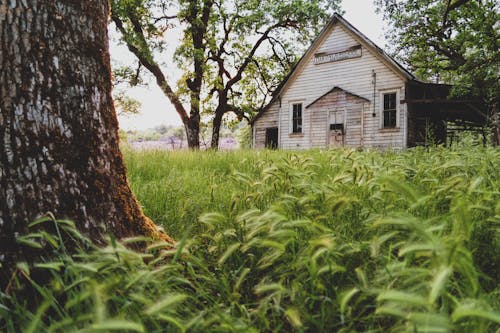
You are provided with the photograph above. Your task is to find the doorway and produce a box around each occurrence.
[265,127,278,149]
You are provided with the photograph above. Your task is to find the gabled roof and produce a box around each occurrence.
[251,13,415,125]
[306,86,369,109]
[334,14,414,80]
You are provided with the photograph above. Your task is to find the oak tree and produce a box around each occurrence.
[0,0,173,281]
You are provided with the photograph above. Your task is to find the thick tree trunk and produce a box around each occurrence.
[184,0,212,150]
[0,0,173,271]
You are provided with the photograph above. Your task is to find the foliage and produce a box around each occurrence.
[2,146,499,332]
[374,0,499,120]
[114,91,142,117]
[236,124,253,149]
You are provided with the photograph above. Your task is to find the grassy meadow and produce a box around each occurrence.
[2,146,500,332]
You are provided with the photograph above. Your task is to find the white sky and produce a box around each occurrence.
[111,0,387,130]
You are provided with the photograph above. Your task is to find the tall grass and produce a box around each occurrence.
[1,146,499,332]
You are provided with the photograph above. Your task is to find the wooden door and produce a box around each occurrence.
[329,124,344,147]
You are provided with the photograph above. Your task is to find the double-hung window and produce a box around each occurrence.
[292,103,303,133]
[383,92,397,128]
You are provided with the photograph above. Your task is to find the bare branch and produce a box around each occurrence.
[111,14,189,123]
[227,104,250,122]
[226,20,291,90]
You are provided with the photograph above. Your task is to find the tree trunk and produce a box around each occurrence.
[110,10,203,150]
[185,116,200,149]
[211,111,224,150]
[0,0,173,273]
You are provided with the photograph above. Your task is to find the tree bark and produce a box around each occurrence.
[185,116,200,148]
[211,110,224,149]
[0,0,173,273]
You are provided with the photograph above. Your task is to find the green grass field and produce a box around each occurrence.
[2,146,500,332]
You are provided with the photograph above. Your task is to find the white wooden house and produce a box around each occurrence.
[251,13,487,149]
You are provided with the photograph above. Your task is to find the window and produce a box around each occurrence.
[330,123,344,132]
[292,103,302,133]
[383,92,397,128]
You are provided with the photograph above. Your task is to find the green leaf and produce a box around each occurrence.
[16,236,43,249]
[254,283,285,296]
[24,300,51,333]
[406,312,450,333]
[375,306,407,318]
[34,262,65,272]
[377,290,429,308]
[428,266,452,304]
[340,288,360,314]
[398,242,437,257]
[157,314,186,331]
[16,262,30,276]
[144,294,188,315]
[452,305,500,324]
[285,307,303,328]
[87,319,145,332]
[218,242,241,266]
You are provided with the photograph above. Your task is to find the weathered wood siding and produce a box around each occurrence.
[254,22,409,149]
[254,102,279,148]
[308,90,368,147]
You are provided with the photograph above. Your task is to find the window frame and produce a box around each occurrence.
[379,90,400,129]
[290,102,304,134]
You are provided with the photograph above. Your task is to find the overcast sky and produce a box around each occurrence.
[111,0,388,130]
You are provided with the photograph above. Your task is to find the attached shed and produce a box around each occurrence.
[306,86,369,148]
[251,13,487,149]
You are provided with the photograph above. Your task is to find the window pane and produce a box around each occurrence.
[292,103,302,133]
[384,93,396,110]
[384,110,396,128]
[383,93,397,128]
